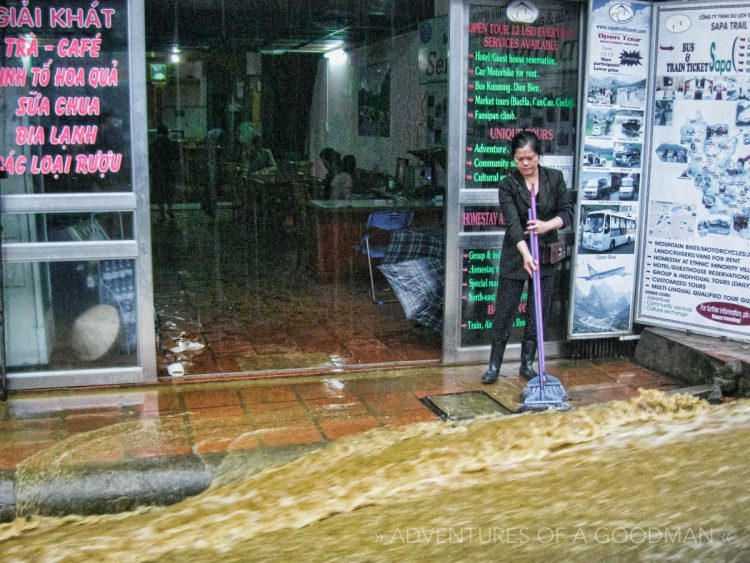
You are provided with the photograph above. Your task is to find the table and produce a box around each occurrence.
[179,142,223,187]
[307,198,444,283]
[229,169,317,233]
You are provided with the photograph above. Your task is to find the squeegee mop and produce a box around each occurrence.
[518,185,570,413]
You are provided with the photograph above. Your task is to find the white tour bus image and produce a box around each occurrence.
[581,209,636,251]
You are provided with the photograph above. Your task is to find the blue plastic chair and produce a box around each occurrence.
[353,210,414,303]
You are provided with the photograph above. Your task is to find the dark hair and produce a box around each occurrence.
[157,124,169,137]
[342,154,356,173]
[510,130,542,157]
[319,147,341,170]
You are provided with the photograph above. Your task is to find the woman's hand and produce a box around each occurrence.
[516,241,537,276]
[526,216,564,235]
[522,252,538,277]
[526,219,548,235]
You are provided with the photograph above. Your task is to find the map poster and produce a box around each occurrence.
[569,0,651,338]
[636,1,750,341]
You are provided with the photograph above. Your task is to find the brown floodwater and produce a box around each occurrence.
[2,390,749,561]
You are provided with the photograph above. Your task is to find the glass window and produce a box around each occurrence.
[4,259,138,372]
[585,215,604,233]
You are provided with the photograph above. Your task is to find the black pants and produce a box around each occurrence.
[491,274,557,344]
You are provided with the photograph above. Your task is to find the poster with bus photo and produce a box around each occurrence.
[578,204,638,255]
[570,0,651,339]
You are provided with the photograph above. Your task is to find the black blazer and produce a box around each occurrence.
[498,166,573,280]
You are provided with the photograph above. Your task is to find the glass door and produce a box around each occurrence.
[0,0,156,390]
[143,1,444,378]
[443,0,584,364]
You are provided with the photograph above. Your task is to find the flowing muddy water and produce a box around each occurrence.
[2,390,749,561]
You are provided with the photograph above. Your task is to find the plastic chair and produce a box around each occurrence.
[353,210,414,303]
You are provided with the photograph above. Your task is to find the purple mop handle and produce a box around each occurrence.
[529,187,546,380]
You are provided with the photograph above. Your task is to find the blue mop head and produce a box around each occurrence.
[521,373,568,400]
[518,373,571,412]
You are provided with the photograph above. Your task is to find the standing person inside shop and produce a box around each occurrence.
[149,125,180,222]
[482,130,573,384]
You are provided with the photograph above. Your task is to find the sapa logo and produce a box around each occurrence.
[609,3,634,24]
[665,14,691,33]
[506,0,539,24]
[710,42,733,74]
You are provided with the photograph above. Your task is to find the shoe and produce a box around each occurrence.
[519,340,538,380]
[481,341,507,384]
[169,339,205,354]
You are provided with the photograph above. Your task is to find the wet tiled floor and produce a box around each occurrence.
[151,208,443,378]
[0,360,683,472]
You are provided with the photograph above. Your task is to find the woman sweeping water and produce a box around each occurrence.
[482,130,574,384]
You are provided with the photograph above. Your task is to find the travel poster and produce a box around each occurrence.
[636,1,750,341]
[570,0,651,338]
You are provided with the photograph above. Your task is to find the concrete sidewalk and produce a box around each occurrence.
[0,358,681,521]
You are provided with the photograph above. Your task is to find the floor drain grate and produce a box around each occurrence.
[421,391,512,421]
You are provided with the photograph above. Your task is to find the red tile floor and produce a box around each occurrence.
[151,207,443,378]
[0,360,682,471]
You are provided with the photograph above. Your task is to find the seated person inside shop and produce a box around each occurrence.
[330,154,357,200]
[317,147,341,198]
[411,151,446,199]
[244,136,278,174]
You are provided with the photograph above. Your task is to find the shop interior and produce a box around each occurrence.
[145,0,447,377]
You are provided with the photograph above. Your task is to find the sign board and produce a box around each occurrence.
[0,1,132,193]
[463,2,580,190]
[460,246,528,346]
[569,0,651,338]
[418,16,449,84]
[636,1,750,341]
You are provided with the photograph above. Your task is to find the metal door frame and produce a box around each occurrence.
[0,216,5,400]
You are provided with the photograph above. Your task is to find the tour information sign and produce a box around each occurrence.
[569,0,651,339]
[460,248,527,347]
[464,2,579,190]
[459,1,579,347]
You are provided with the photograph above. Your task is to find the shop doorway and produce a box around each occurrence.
[145,2,446,379]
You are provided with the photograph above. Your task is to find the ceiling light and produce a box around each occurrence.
[324,48,347,63]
